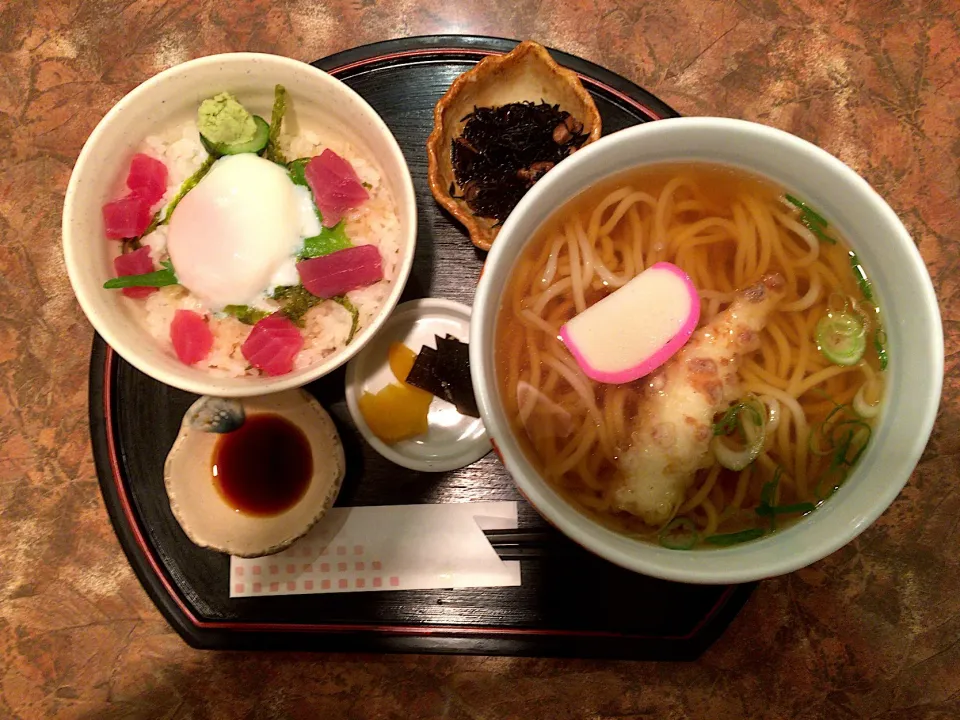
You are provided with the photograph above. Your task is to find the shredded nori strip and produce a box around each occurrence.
[271,284,322,327]
[222,305,270,325]
[331,296,359,344]
[451,101,588,223]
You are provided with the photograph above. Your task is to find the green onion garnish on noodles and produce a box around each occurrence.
[784,194,836,244]
[757,466,782,530]
[849,252,874,301]
[712,400,763,436]
[816,311,866,366]
[658,518,699,550]
[756,502,817,516]
[808,403,873,499]
[874,328,889,370]
[704,527,765,547]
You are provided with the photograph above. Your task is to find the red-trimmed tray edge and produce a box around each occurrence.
[326,46,668,123]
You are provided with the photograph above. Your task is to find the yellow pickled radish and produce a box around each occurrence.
[358,383,432,444]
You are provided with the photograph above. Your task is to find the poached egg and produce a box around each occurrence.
[167,154,319,308]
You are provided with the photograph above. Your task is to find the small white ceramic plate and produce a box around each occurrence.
[345,299,489,472]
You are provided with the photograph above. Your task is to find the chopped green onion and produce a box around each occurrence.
[704,527,765,547]
[222,305,269,325]
[713,400,763,436]
[784,194,836,244]
[785,194,827,226]
[755,502,816,517]
[757,466,782,530]
[332,296,360,344]
[712,397,766,470]
[816,311,866,366]
[658,518,699,550]
[760,466,782,505]
[814,464,847,501]
[103,260,178,289]
[874,328,889,371]
[832,420,872,465]
[849,252,874,301]
[263,84,288,164]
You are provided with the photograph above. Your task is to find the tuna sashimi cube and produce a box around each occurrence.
[113,246,157,299]
[102,193,153,239]
[126,153,168,205]
[304,149,369,227]
[241,313,304,376]
[170,310,214,366]
[297,244,383,299]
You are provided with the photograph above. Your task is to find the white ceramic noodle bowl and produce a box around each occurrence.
[63,53,417,397]
[470,117,943,584]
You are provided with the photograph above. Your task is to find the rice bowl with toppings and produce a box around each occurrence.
[63,53,416,396]
[124,110,402,377]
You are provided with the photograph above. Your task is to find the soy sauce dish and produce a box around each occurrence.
[164,391,344,557]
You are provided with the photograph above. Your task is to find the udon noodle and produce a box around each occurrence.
[495,163,886,548]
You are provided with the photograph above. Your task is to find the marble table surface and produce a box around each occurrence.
[2,1,958,718]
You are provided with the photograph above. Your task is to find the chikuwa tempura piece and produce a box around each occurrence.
[612,274,786,526]
[560,262,700,384]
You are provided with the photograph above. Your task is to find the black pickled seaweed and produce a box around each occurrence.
[405,335,480,418]
[434,335,479,418]
[406,345,449,402]
[451,101,587,223]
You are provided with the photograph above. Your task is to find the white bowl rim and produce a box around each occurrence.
[63,52,417,397]
[471,116,944,584]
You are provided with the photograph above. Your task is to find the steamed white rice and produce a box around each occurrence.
[124,119,402,378]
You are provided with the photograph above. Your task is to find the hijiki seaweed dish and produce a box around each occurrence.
[450,101,588,223]
[426,40,602,250]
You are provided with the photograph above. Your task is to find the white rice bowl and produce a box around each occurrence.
[62,53,417,397]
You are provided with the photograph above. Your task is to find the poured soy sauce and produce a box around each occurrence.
[212,413,312,517]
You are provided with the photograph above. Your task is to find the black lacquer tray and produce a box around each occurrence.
[89,35,755,659]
